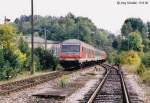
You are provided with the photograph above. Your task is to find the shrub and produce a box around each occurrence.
[0,66,17,80]
[3,48,27,72]
[18,37,30,55]
[25,53,41,71]
[0,49,4,68]
[3,48,20,69]
[14,49,27,69]
[59,75,69,88]
[34,47,59,70]
[119,51,127,64]
[120,51,141,65]
[141,70,150,86]
[142,52,150,67]
[137,63,145,76]
[107,51,119,64]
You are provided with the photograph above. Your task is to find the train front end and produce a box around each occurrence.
[59,39,81,70]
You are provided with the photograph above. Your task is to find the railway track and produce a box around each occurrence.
[0,65,95,96]
[80,64,131,103]
[0,71,72,96]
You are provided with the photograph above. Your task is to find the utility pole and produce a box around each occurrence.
[91,32,95,45]
[77,17,80,40]
[31,0,34,74]
[44,27,47,50]
[128,38,129,51]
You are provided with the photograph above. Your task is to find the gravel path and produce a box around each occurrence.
[64,66,105,103]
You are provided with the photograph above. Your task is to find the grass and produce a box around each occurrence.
[86,72,96,76]
[140,68,150,86]
[122,64,150,93]
[59,75,69,88]
[122,64,139,73]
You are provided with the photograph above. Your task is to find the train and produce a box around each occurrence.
[59,39,107,70]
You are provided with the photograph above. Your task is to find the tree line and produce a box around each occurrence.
[14,13,114,49]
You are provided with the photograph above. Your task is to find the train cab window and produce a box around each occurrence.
[62,45,80,53]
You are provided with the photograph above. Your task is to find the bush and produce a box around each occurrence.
[0,49,4,68]
[3,48,20,69]
[107,51,119,64]
[137,63,145,76]
[18,37,30,55]
[59,75,69,88]
[3,48,27,71]
[120,51,141,65]
[25,53,41,71]
[0,66,17,80]
[34,47,59,70]
[142,52,150,67]
[141,70,150,86]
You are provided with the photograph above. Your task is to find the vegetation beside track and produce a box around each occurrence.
[107,18,150,87]
[0,24,61,80]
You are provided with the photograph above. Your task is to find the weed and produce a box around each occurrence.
[59,75,69,88]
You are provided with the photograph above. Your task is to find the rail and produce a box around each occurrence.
[87,64,131,103]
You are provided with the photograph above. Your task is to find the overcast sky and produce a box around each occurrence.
[0,0,150,34]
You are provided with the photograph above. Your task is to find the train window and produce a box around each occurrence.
[62,45,80,53]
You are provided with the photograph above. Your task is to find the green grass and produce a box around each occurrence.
[59,75,69,88]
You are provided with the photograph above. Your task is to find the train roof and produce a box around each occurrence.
[62,39,81,45]
[62,39,104,53]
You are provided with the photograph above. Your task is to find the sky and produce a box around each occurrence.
[0,0,150,34]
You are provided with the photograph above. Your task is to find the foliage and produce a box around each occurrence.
[137,63,145,76]
[14,49,27,69]
[0,66,17,80]
[141,52,150,67]
[0,49,4,68]
[120,32,143,51]
[120,51,141,65]
[24,52,41,71]
[120,39,129,51]
[34,47,59,70]
[112,39,119,49]
[141,70,150,86]
[107,51,119,64]
[0,48,27,73]
[147,22,150,40]
[121,18,147,38]
[14,13,114,49]
[18,37,30,55]
[3,48,20,69]
[0,24,17,49]
[128,32,143,51]
[59,75,69,88]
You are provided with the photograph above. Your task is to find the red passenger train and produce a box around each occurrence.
[59,39,107,70]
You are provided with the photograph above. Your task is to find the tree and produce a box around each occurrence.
[0,24,17,49]
[0,49,4,68]
[121,18,147,38]
[128,32,143,51]
[120,39,129,51]
[18,37,30,55]
[147,22,150,39]
[13,14,112,48]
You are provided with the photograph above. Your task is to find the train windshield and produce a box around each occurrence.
[62,45,80,53]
